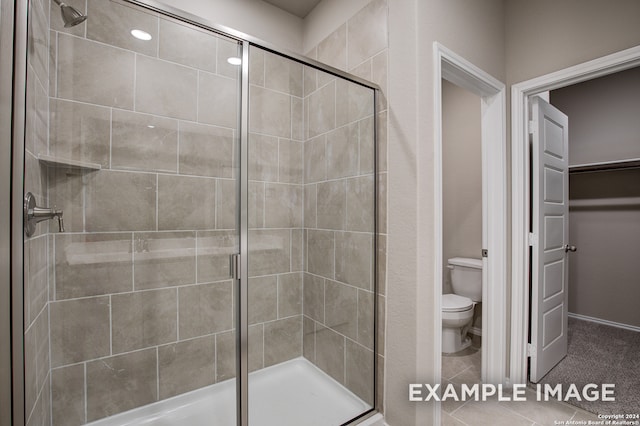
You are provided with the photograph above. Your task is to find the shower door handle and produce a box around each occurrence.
[230,254,241,279]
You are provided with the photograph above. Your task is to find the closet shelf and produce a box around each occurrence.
[569,157,640,174]
[38,154,101,171]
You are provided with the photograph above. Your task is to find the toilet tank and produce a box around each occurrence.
[448,257,483,302]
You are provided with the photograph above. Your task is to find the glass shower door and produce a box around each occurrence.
[246,45,376,425]
[22,1,242,424]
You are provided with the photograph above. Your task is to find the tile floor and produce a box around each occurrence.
[440,346,603,425]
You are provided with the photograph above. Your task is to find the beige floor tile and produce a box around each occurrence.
[451,400,533,426]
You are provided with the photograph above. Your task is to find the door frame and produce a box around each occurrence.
[510,44,640,384]
[433,43,507,390]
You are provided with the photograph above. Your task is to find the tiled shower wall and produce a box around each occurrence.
[45,1,249,423]
[303,0,388,410]
[25,0,383,424]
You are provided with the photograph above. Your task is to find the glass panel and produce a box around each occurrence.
[247,45,376,425]
[23,1,241,424]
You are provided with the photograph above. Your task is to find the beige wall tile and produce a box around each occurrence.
[57,34,134,108]
[112,288,178,353]
[264,52,303,97]
[87,0,158,57]
[55,233,133,299]
[317,23,347,71]
[345,340,374,404]
[26,235,47,325]
[179,121,235,178]
[249,133,279,182]
[291,229,304,272]
[278,139,303,184]
[377,111,388,172]
[377,234,387,296]
[303,273,324,323]
[264,316,302,367]
[307,81,335,138]
[304,135,327,183]
[50,296,110,367]
[346,175,375,232]
[292,97,304,141]
[86,349,158,422]
[327,124,359,179]
[249,181,265,229]
[215,331,236,382]
[307,229,334,279]
[216,179,237,230]
[248,229,291,276]
[304,184,317,229]
[157,174,215,231]
[248,276,277,325]
[198,72,238,129]
[136,55,198,121]
[28,0,49,94]
[196,230,236,283]
[50,98,111,168]
[249,85,291,138]
[48,168,83,233]
[179,282,233,339]
[85,170,156,232]
[134,232,196,290]
[378,172,387,234]
[112,109,178,173]
[315,325,345,384]
[347,0,388,70]
[336,79,374,128]
[372,51,388,112]
[359,116,375,174]
[335,231,373,290]
[357,290,374,349]
[325,280,358,340]
[23,322,37,415]
[158,335,215,399]
[264,183,303,228]
[52,364,85,426]
[303,316,315,362]
[278,272,302,318]
[159,18,216,72]
[317,180,346,230]
[303,66,317,97]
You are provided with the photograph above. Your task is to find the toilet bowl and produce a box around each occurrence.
[442,257,483,354]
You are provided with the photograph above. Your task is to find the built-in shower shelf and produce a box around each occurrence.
[38,154,102,170]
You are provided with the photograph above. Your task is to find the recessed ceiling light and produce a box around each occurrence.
[131,29,152,41]
[227,57,242,66]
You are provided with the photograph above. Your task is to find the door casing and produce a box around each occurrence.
[433,43,508,426]
[510,44,640,385]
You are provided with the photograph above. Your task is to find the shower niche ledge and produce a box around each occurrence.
[37,154,102,171]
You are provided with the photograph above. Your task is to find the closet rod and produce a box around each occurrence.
[568,157,640,174]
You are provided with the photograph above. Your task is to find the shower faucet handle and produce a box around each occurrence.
[24,192,65,237]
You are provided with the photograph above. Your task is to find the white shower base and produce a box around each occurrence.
[87,357,373,426]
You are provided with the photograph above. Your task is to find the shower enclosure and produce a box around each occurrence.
[10,0,379,425]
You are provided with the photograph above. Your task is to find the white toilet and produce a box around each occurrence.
[442,257,483,354]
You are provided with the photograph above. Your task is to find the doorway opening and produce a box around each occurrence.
[433,43,508,412]
[510,46,640,413]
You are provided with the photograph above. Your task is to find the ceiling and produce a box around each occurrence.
[262,0,323,18]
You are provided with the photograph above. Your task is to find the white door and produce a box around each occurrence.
[530,96,569,383]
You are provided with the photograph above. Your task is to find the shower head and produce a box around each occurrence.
[53,0,87,28]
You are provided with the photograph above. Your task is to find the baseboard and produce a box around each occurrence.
[569,312,640,333]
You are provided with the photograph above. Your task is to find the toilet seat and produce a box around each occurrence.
[442,294,473,312]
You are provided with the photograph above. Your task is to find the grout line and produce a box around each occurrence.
[156,347,160,400]
[83,362,87,423]
[109,294,113,355]
[176,287,180,341]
